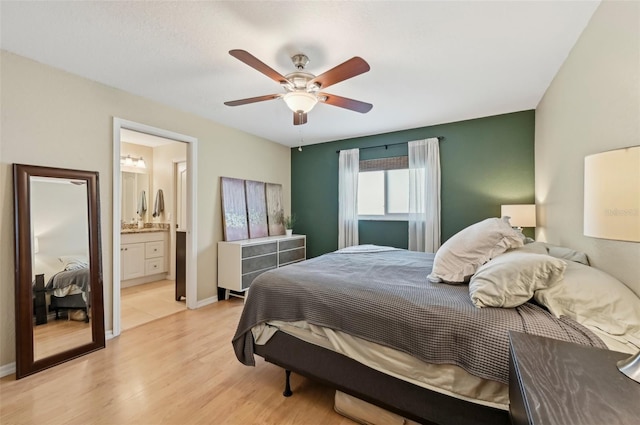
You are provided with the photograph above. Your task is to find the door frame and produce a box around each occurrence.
[112,118,198,337]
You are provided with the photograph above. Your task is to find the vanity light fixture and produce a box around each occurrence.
[120,155,146,169]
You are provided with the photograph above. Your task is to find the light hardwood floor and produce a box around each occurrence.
[0,298,355,425]
[28,280,178,362]
[121,280,187,331]
[34,317,92,361]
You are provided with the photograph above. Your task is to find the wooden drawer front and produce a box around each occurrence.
[279,247,305,265]
[241,268,275,290]
[242,242,277,258]
[242,253,277,274]
[145,241,164,259]
[279,237,305,251]
[145,258,165,275]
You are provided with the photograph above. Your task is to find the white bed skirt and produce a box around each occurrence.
[334,390,421,425]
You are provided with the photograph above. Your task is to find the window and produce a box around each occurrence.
[358,156,409,220]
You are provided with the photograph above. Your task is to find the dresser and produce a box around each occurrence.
[508,331,640,425]
[217,234,306,299]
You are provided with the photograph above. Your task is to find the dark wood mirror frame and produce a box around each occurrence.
[13,164,105,379]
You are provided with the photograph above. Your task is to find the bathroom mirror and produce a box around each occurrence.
[13,164,105,379]
[121,171,149,223]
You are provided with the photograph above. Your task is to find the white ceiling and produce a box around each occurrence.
[0,1,600,147]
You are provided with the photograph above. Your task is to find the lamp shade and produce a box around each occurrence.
[283,91,318,113]
[501,204,536,228]
[584,146,640,242]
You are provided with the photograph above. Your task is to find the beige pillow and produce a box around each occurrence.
[59,255,89,271]
[516,241,549,255]
[469,251,567,308]
[427,217,524,283]
[545,244,590,265]
[515,242,590,265]
[534,261,640,347]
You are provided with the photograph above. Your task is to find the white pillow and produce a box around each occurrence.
[428,217,524,283]
[59,255,89,271]
[515,241,590,265]
[515,241,549,255]
[534,261,640,348]
[545,244,590,266]
[469,251,567,308]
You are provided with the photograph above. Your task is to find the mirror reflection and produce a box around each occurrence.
[121,171,149,224]
[30,176,93,361]
[13,163,105,379]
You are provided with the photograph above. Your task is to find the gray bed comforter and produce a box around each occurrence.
[45,267,90,292]
[232,249,605,384]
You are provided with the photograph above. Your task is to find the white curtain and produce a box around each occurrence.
[408,138,441,253]
[338,148,359,249]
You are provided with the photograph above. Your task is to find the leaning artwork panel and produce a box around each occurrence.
[221,177,249,241]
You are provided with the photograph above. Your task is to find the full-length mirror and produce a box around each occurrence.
[13,164,105,379]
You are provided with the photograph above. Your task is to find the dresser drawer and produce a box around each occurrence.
[242,242,277,258]
[279,247,305,265]
[145,257,166,275]
[279,237,305,251]
[242,253,277,274]
[145,241,164,259]
[241,267,276,290]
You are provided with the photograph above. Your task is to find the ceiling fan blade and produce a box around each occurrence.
[309,57,370,90]
[293,112,308,126]
[224,94,281,107]
[229,50,289,85]
[319,93,373,113]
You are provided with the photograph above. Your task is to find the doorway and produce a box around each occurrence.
[112,118,198,337]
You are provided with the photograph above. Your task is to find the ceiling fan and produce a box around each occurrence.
[224,50,373,125]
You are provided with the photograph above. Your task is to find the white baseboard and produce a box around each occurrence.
[195,296,218,308]
[105,330,115,340]
[0,362,16,378]
[121,274,170,288]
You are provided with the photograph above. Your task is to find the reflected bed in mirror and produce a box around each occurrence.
[13,164,105,379]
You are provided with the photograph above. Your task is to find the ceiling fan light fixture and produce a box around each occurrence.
[283,91,318,113]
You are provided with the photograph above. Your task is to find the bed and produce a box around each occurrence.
[232,220,640,425]
[44,264,91,322]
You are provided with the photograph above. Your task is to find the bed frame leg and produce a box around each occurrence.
[283,369,293,397]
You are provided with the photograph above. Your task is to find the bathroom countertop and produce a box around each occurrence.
[121,227,169,234]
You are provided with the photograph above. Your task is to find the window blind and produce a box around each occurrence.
[359,156,408,172]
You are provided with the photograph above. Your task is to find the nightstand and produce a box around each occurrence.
[509,331,640,425]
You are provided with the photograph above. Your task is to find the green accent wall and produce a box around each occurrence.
[291,110,535,258]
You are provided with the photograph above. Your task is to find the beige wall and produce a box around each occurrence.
[535,0,640,295]
[0,51,291,366]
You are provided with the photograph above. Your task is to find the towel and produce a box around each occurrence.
[153,189,165,218]
[137,190,147,216]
